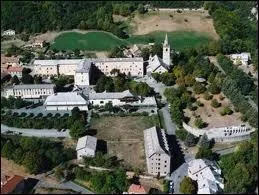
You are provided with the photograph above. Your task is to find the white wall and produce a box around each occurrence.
[45,105,88,111]
[74,72,90,86]
[77,148,95,160]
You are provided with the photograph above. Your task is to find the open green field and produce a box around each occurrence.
[51,31,212,51]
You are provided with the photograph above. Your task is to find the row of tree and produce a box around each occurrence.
[94,74,154,97]
[1,135,75,174]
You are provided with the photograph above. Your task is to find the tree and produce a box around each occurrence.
[208,82,221,94]
[203,92,213,100]
[211,99,221,108]
[71,107,81,119]
[105,102,113,113]
[184,133,198,147]
[193,83,206,94]
[22,152,43,174]
[195,147,214,160]
[11,75,20,85]
[74,49,80,57]
[194,118,206,128]
[69,120,85,139]
[1,140,15,159]
[34,75,42,84]
[180,176,197,194]
[137,4,146,14]
[21,73,34,84]
[198,134,211,149]
[151,43,162,58]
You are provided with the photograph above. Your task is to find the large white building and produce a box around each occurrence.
[182,122,255,142]
[74,59,91,87]
[33,57,144,81]
[188,159,224,194]
[229,52,251,66]
[5,84,55,99]
[89,90,157,108]
[44,92,88,111]
[146,34,171,74]
[93,58,144,77]
[76,135,97,160]
[144,126,171,177]
[2,29,15,36]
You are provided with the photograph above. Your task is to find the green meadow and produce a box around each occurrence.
[51,31,213,51]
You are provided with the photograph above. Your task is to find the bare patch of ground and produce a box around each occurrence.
[130,10,219,39]
[184,93,244,129]
[95,51,108,58]
[113,14,129,22]
[1,39,25,53]
[91,116,157,170]
[1,157,30,177]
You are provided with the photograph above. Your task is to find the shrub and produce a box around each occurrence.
[47,113,53,118]
[20,112,27,117]
[203,92,213,100]
[208,83,221,94]
[180,177,197,194]
[13,112,19,116]
[211,99,221,108]
[221,106,233,115]
[55,113,61,118]
[196,101,204,107]
[176,128,188,141]
[37,113,43,118]
[184,133,198,147]
[193,83,206,94]
[194,118,206,128]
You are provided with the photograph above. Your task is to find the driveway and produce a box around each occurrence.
[1,124,70,138]
[161,105,177,135]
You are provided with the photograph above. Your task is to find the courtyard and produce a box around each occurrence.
[90,115,160,171]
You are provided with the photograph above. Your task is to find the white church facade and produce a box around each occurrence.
[146,34,172,74]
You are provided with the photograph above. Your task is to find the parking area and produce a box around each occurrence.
[10,105,72,117]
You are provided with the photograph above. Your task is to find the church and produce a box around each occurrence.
[146,34,172,74]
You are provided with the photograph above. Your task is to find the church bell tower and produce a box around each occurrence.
[163,34,171,66]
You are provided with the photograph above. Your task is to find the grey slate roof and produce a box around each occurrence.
[75,60,91,73]
[13,84,55,89]
[76,135,97,151]
[89,90,136,100]
[144,126,170,158]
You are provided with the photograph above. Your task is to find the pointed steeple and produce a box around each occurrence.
[163,33,168,46]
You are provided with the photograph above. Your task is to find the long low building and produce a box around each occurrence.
[144,126,171,177]
[89,90,157,107]
[33,57,144,80]
[5,84,55,99]
[44,92,88,111]
[33,59,82,77]
[182,122,255,142]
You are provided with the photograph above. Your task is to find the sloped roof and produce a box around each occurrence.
[89,90,136,100]
[1,175,24,194]
[7,66,24,72]
[33,59,82,66]
[13,84,55,90]
[75,59,91,73]
[76,135,97,151]
[147,55,169,72]
[144,126,170,158]
[44,92,88,106]
[128,184,150,194]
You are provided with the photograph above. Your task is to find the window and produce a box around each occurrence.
[164,165,167,167]
[100,101,104,104]
[165,161,167,163]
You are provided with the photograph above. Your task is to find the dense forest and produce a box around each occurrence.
[1,1,202,38]
[1,135,75,174]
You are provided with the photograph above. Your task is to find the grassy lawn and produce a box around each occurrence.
[51,31,212,51]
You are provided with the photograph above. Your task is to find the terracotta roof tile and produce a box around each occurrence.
[1,175,24,194]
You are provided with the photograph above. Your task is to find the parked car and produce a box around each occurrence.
[169,181,174,194]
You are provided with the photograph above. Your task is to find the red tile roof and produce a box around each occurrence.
[7,66,23,73]
[128,184,150,194]
[1,54,20,64]
[1,175,24,194]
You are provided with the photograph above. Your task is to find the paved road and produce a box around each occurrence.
[161,105,177,135]
[1,124,70,138]
[61,181,94,194]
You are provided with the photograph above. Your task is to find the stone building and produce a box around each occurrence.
[5,84,55,99]
[144,126,171,177]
